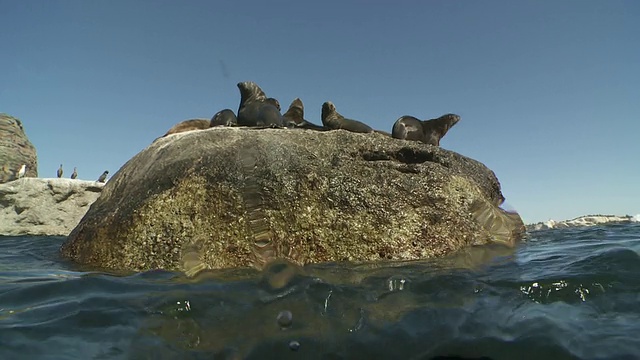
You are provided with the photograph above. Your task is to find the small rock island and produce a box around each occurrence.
[60,126,525,272]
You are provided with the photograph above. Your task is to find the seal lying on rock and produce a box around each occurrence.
[237,81,284,127]
[210,109,238,127]
[321,101,373,133]
[283,98,326,131]
[392,114,460,146]
[163,119,211,137]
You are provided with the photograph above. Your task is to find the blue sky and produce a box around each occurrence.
[1,1,638,223]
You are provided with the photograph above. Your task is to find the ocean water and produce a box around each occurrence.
[1,223,639,360]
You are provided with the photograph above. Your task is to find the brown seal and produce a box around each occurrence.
[283,98,326,130]
[237,81,283,127]
[210,109,238,127]
[266,98,281,112]
[162,119,211,137]
[391,114,460,146]
[321,101,373,133]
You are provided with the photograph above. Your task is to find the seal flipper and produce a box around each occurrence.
[295,120,327,131]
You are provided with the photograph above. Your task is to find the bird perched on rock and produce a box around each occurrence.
[97,170,109,183]
[17,164,26,179]
[70,167,78,179]
[57,164,63,178]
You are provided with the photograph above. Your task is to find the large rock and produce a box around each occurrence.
[0,114,38,183]
[61,127,524,272]
[0,178,104,236]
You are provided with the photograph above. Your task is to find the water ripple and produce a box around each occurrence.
[0,225,639,359]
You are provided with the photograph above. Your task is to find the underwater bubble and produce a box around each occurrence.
[387,276,408,292]
[277,310,293,328]
[288,340,300,351]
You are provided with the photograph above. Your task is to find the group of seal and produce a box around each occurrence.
[160,81,460,147]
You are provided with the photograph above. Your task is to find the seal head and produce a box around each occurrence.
[321,101,373,133]
[266,98,281,112]
[210,109,238,127]
[283,98,305,125]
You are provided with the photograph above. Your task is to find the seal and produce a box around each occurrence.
[282,98,305,125]
[321,101,373,133]
[70,167,78,179]
[57,164,63,178]
[256,103,284,127]
[391,113,460,146]
[266,98,281,112]
[282,98,326,131]
[97,170,109,183]
[210,109,238,127]
[163,119,211,137]
[236,81,283,127]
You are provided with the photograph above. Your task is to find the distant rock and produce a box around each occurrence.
[61,126,525,273]
[526,214,638,231]
[0,178,104,236]
[0,114,38,183]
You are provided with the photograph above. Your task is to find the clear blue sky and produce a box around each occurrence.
[1,1,638,224]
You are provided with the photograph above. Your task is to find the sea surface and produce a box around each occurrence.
[1,223,639,360]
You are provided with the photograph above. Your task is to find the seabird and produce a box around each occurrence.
[97,170,109,183]
[70,167,78,179]
[57,164,63,178]
[17,164,26,179]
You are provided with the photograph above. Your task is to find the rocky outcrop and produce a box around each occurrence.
[0,178,104,236]
[0,114,38,183]
[61,127,524,273]
[526,214,639,231]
